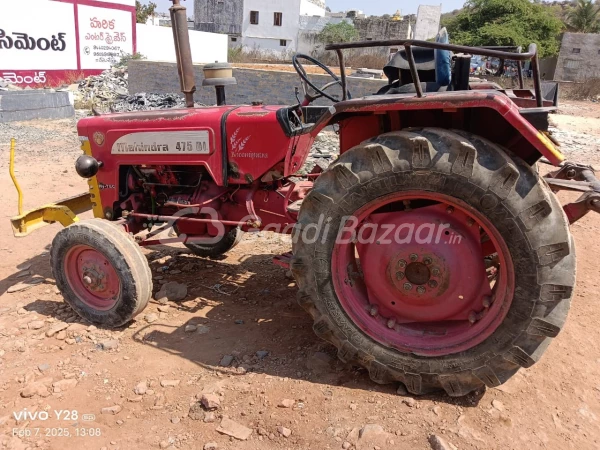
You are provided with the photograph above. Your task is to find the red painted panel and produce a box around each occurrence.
[225,105,298,183]
[78,106,234,209]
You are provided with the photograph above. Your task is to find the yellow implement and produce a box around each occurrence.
[9,138,92,237]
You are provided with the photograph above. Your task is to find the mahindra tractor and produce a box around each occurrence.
[8,0,600,396]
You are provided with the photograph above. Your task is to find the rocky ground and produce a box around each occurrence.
[0,102,599,450]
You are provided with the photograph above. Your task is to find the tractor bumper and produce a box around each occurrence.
[10,193,92,237]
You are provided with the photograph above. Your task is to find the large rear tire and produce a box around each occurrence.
[292,128,575,396]
[51,219,152,328]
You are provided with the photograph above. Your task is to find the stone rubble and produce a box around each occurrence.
[75,66,192,113]
[216,416,253,441]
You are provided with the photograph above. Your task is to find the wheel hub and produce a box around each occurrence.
[404,261,430,285]
[82,266,106,291]
[333,192,514,356]
[64,245,120,311]
[356,204,490,323]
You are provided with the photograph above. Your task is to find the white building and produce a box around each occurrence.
[241,0,326,55]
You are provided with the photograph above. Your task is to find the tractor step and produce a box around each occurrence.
[273,252,292,269]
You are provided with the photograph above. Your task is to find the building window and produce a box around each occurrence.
[250,11,259,25]
[572,48,581,54]
[598,49,600,55]
[274,12,283,26]
[280,39,287,47]
[565,59,580,69]
[231,37,237,42]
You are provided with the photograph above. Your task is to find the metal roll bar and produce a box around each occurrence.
[325,39,543,107]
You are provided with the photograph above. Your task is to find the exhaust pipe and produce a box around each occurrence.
[170,0,196,107]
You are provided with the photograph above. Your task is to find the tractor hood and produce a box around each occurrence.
[75,105,312,212]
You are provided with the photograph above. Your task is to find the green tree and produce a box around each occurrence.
[317,22,359,44]
[136,0,157,24]
[445,0,564,57]
[567,0,600,32]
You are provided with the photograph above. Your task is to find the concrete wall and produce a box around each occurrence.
[555,33,600,82]
[195,0,244,35]
[0,91,74,123]
[297,16,352,56]
[413,5,442,41]
[136,24,228,64]
[128,59,387,106]
[353,17,412,41]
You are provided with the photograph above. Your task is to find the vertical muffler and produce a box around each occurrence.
[170,0,196,107]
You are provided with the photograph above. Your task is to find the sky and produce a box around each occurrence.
[152,0,465,16]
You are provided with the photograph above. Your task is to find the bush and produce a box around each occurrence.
[317,22,359,44]
[114,52,146,68]
[564,79,600,100]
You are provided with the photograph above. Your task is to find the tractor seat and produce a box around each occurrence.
[378,28,452,95]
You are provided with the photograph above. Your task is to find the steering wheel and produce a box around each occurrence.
[292,54,351,104]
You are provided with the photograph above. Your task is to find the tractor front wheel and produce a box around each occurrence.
[51,219,152,328]
[292,128,576,396]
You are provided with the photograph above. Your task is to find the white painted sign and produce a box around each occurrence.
[78,4,134,69]
[0,0,78,70]
[112,131,212,155]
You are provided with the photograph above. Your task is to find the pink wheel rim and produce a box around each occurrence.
[331,191,515,356]
[64,245,121,311]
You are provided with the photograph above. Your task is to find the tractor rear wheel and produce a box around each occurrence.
[180,227,244,259]
[292,128,575,396]
[51,219,152,328]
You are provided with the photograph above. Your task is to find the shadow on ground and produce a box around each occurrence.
[130,246,486,408]
[0,244,53,297]
[5,239,486,408]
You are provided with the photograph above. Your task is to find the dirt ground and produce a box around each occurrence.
[0,102,600,450]
[232,63,353,76]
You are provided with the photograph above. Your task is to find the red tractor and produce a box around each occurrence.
[9,0,600,396]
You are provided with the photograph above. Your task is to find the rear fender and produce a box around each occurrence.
[309,91,564,166]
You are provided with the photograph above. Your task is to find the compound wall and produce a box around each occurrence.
[128,59,388,106]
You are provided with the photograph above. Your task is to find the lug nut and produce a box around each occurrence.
[369,305,379,316]
[482,296,492,308]
[468,311,478,324]
[409,253,418,262]
[446,206,455,214]
[397,259,407,268]
[387,318,396,329]
[83,276,92,285]
[403,282,413,291]
[428,280,438,288]
[396,271,405,280]
[416,286,426,294]
[431,268,440,277]
[423,257,432,265]
[466,217,475,227]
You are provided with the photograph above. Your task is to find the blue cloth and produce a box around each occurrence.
[434,27,451,86]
